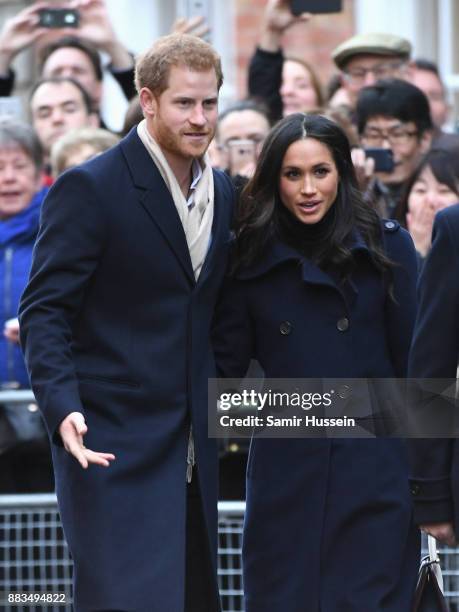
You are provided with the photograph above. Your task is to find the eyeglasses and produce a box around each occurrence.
[362,125,419,147]
[222,135,265,149]
[344,61,407,84]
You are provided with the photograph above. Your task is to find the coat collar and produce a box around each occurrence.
[234,229,374,304]
[120,128,225,287]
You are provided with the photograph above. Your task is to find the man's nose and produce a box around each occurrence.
[363,71,377,87]
[51,108,64,124]
[380,136,392,150]
[189,105,206,126]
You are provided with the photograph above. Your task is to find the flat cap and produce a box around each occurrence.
[332,33,412,70]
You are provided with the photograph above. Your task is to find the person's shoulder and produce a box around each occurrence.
[380,218,416,261]
[436,202,459,230]
[213,167,234,194]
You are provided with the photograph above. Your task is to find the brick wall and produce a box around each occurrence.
[234,0,355,100]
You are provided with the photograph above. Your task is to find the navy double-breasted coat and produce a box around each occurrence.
[213,222,420,611]
[408,203,459,530]
[19,128,233,611]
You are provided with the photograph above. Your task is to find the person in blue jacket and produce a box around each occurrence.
[213,113,420,611]
[0,116,52,493]
[408,203,459,548]
[0,117,47,388]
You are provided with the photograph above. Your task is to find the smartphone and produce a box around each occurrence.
[227,139,256,177]
[38,8,80,29]
[364,148,395,173]
[290,0,342,15]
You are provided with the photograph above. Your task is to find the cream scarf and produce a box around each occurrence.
[137,119,214,280]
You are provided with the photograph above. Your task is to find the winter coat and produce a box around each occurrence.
[19,129,234,612]
[213,221,420,612]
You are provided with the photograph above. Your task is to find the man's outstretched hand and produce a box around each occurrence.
[59,411,115,469]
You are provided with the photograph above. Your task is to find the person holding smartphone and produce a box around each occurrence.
[215,100,271,179]
[0,1,136,108]
[213,113,419,611]
[355,79,433,218]
[247,0,324,123]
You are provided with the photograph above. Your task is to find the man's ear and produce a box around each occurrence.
[139,87,157,118]
[420,129,433,153]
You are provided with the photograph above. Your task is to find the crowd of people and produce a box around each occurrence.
[0,0,459,609]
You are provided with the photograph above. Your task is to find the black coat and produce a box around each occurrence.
[19,128,234,611]
[408,203,459,528]
[213,221,420,611]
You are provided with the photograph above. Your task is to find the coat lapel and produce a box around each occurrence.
[120,128,195,285]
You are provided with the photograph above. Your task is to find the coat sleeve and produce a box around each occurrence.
[247,47,284,124]
[407,211,459,525]
[19,167,107,442]
[109,63,136,101]
[0,68,14,96]
[212,275,255,379]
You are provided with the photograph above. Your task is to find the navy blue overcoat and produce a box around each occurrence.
[213,222,420,611]
[19,128,233,611]
[408,203,459,530]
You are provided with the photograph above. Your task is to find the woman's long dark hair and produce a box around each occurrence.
[233,113,393,277]
[395,148,459,227]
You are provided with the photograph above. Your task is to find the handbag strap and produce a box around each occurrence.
[428,534,438,562]
[427,534,445,593]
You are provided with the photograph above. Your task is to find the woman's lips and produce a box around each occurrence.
[298,200,321,213]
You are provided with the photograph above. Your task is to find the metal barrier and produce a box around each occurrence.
[0,494,244,612]
[3,494,459,611]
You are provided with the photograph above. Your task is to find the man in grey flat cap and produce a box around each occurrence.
[331,32,412,109]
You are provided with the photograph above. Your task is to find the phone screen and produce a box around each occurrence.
[290,0,342,15]
[227,139,256,177]
[38,9,80,29]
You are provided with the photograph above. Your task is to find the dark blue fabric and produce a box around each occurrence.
[408,203,459,529]
[0,189,46,387]
[19,129,234,612]
[213,222,420,611]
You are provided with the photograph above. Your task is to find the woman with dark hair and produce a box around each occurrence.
[395,148,459,258]
[213,113,419,611]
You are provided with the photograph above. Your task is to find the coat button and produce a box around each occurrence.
[337,317,349,332]
[385,221,396,230]
[410,484,420,496]
[280,321,292,335]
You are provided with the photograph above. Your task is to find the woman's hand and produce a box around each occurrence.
[406,202,435,258]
